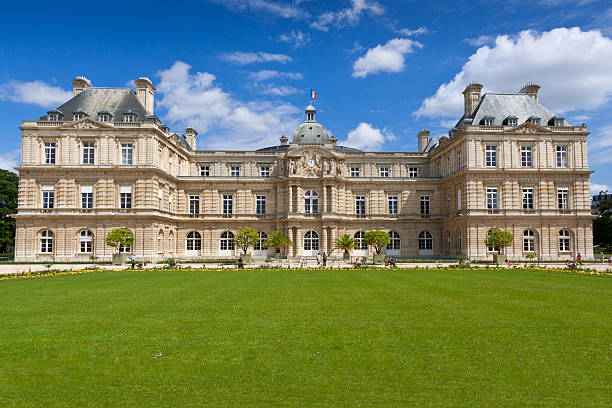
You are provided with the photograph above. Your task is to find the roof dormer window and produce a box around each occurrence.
[124,114,137,122]
[98,113,111,122]
[527,116,541,125]
[48,113,58,121]
[549,116,565,127]
[73,111,86,121]
[480,116,495,126]
[503,116,518,126]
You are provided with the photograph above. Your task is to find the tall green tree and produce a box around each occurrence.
[105,229,134,254]
[264,231,292,254]
[363,230,391,254]
[334,234,357,258]
[594,199,612,250]
[233,228,260,255]
[484,230,514,255]
[0,170,18,254]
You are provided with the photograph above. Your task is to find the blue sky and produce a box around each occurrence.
[1,0,612,193]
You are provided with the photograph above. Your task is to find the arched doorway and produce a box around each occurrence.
[303,230,319,256]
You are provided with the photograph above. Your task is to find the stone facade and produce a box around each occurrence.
[13,77,594,262]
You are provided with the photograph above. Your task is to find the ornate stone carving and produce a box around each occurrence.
[298,151,322,176]
[73,120,100,129]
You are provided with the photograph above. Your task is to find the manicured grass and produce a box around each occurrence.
[1,268,611,407]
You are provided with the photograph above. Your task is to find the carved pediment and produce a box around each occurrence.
[60,118,113,130]
[504,122,552,134]
[285,149,346,177]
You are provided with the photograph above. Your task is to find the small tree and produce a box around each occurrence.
[484,230,514,255]
[334,234,357,258]
[363,230,391,254]
[105,228,134,254]
[233,228,260,255]
[264,231,292,255]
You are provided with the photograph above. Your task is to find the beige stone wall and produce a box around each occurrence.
[14,119,594,262]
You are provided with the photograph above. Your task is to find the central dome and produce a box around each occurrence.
[292,104,329,144]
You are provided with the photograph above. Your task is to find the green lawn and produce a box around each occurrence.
[1,268,611,407]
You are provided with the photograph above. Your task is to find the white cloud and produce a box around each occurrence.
[416,28,612,119]
[279,30,310,48]
[205,0,304,19]
[247,70,303,82]
[463,35,495,47]
[591,182,610,196]
[311,0,384,32]
[341,122,395,150]
[261,85,300,96]
[352,38,422,78]
[0,150,19,171]
[220,51,291,65]
[398,26,428,36]
[0,80,71,107]
[155,61,301,150]
[590,125,612,164]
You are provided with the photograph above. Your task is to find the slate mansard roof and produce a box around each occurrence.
[40,88,157,122]
[456,93,569,128]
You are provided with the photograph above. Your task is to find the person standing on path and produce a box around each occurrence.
[322,252,327,267]
[316,253,321,266]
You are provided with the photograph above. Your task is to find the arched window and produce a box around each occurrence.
[559,229,571,252]
[304,190,319,214]
[220,231,235,251]
[254,231,268,251]
[303,231,319,251]
[40,230,53,253]
[354,231,366,250]
[387,231,401,251]
[186,231,202,251]
[79,230,93,253]
[418,231,433,251]
[523,229,536,252]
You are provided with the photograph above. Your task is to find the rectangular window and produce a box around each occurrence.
[82,142,95,165]
[554,117,564,127]
[230,166,240,177]
[379,167,390,177]
[420,196,430,215]
[557,188,569,210]
[485,145,497,167]
[189,195,199,214]
[73,113,85,121]
[484,118,494,126]
[121,143,133,165]
[158,189,163,210]
[486,188,498,209]
[124,114,136,122]
[409,167,418,178]
[556,146,567,168]
[48,113,58,121]
[260,166,270,177]
[456,151,461,170]
[42,185,54,209]
[507,117,517,126]
[388,195,398,214]
[530,117,541,125]
[256,195,266,215]
[521,146,532,167]
[457,189,462,210]
[223,194,233,214]
[168,194,173,212]
[355,195,366,215]
[522,187,534,209]
[81,186,93,209]
[44,142,56,164]
[350,167,360,177]
[447,193,451,212]
[169,159,173,175]
[158,149,162,169]
[120,186,132,209]
[98,114,110,122]
[200,166,210,177]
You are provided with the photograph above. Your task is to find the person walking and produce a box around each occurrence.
[129,253,136,269]
[322,252,327,267]
[316,252,321,266]
[601,252,605,263]
[577,253,582,261]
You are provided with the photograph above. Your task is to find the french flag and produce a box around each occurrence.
[310,89,317,100]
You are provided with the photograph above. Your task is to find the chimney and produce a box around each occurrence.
[71,76,92,96]
[280,135,288,146]
[462,83,483,117]
[418,129,430,152]
[519,83,540,101]
[185,127,198,150]
[134,77,156,115]
[329,136,338,145]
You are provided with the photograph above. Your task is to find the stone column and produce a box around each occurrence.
[296,186,302,213]
[322,227,328,256]
[288,227,294,257]
[321,185,327,214]
[331,186,337,213]
[288,184,293,213]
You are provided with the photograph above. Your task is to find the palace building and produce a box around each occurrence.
[13,77,594,261]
